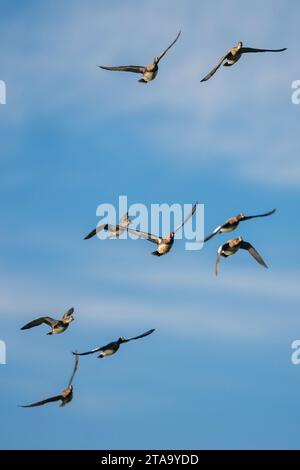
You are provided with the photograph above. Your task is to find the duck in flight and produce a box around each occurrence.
[73,329,155,359]
[84,212,131,240]
[99,31,181,83]
[21,307,75,335]
[215,237,268,276]
[19,353,79,408]
[201,42,287,82]
[125,202,198,257]
[203,208,276,242]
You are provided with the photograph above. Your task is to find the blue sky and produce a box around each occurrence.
[0,0,300,450]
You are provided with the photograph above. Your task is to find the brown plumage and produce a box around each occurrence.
[125,202,198,256]
[21,308,75,335]
[203,208,276,242]
[19,354,79,408]
[215,236,268,276]
[201,42,287,82]
[99,31,181,83]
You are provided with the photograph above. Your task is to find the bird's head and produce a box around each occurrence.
[153,56,159,64]
[237,41,243,49]
[118,336,126,343]
[124,217,132,227]
[228,237,242,248]
[237,213,244,220]
[120,213,132,227]
[65,315,74,324]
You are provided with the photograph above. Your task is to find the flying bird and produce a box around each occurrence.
[84,212,132,240]
[125,202,198,257]
[21,308,75,335]
[99,30,181,83]
[203,208,276,242]
[73,329,155,359]
[201,42,287,82]
[215,237,268,276]
[19,353,79,408]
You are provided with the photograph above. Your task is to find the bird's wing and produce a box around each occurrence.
[215,246,222,276]
[84,224,120,240]
[68,353,79,387]
[157,30,181,62]
[73,346,101,356]
[121,329,156,343]
[203,224,223,242]
[174,202,198,234]
[126,227,160,244]
[241,208,276,221]
[62,307,74,321]
[240,47,287,54]
[99,65,145,74]
[21,317,56,330]
[239,241,268,268]
[84,224,110,240]
[200,54,228,82]
[19,394,62,408]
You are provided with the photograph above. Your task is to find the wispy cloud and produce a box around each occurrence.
[1,252,299,343]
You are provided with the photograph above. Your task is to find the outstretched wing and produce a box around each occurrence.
[21,316,56,330]
[84,224,119,240]
[157,30,181,62]
[241,47,287,54]
[73,346,101,357]
[126,227,160,244]
[201,54,228,82]
[99,65,145,74]
[203,224,223,242]
[68,352,79,387]
[84,224,107,240]
[121,329,156,343]
[174,202,198,234]
[240,241,268,268]
[62,307,74,321]
[241,208,276,222]
[215,246,222,276]
[19,394,62,408]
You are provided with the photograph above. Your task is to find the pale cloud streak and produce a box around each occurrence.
[1,254,299,343]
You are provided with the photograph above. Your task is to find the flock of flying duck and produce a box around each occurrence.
[19,30,285,408]
[98,31,286,83]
